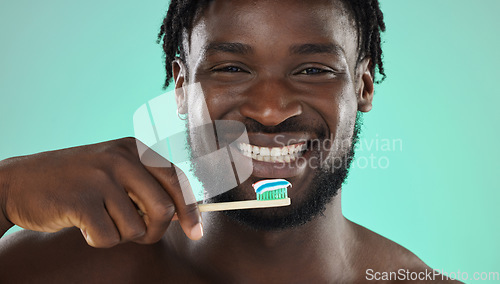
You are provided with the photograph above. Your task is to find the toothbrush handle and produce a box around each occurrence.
[198,198,291,212]
[148,198,291,221]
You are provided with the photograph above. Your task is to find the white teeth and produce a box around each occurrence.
[237,142,307,163]
[252,146,260,154]
[241,151,252,158]
[281,147,289,155]
[260,147,270,156]
[270,147,281,157]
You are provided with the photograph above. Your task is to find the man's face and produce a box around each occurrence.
[175,0,373,229]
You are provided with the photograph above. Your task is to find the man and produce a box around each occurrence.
[0,0,460,282]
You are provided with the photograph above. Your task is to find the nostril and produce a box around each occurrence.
[239,98,302,126]
[240,102,302,126]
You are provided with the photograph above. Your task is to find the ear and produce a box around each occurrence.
[172,58,188,114]
[355,57,375,112]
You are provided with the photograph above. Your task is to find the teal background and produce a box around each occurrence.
[1,1,498,282]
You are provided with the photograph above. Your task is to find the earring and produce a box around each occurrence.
[177,109,188,120]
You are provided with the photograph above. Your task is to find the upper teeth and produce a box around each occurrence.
[237,142,307,162]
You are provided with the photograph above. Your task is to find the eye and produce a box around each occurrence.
[298,67,332,75]
[208,64,252,82]
[212,66,245,73]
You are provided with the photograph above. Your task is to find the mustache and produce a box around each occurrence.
[241,117,328,139]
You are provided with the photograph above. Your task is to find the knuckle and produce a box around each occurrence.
[182,203,199,216]
[93,235,120,248]
[149,202,176,221]
[87,167,113,186]
[165,170,181,187]
[179,204,200,222]
[137,233,163,245]
[98,149,138,178]
[110,147,134,165]
[145,230,166,243]
[122,136,139,146]
[119,137,141,157]
[121,136,137,144]
[100,138,137,164]
[123,226,146,241]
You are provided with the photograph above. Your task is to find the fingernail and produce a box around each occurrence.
[87,236,95,247]
[80,228,88,239]
[81,229,95,246]
[190,223,203,240]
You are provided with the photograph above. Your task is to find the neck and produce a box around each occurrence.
[169,191,357,282]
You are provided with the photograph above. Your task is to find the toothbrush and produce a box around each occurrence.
[197,179,291,212]
[140,179,291,219]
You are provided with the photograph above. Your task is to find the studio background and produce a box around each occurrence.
[0,1,498,282]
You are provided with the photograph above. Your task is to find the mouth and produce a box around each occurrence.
[236,141,308,163]
[228,132,316,178]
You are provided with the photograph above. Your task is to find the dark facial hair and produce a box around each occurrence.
[187,113,363,231]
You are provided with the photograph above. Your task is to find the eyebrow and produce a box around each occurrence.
[204,42,253,56]
[203,42,345,58]
[289,43,345,57]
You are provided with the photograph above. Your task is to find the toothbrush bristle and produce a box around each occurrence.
[253,179,291,200]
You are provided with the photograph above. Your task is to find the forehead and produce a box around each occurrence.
[186,0,359,64]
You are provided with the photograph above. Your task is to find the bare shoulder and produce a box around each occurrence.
[0,228,192,284]
[348,220,463,283]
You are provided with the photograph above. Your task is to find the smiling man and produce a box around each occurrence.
[0,0,460,283]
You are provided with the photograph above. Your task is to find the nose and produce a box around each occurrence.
[238,77,302,126]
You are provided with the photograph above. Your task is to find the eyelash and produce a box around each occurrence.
[211,66,334,76]
[297,67,333,75]
[212,66,246,73]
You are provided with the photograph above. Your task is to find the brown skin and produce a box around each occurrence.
[0,138,203,246]
[0,0,461,283]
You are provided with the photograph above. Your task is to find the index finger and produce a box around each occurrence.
[135,139,203,241]
[145,163,203,240]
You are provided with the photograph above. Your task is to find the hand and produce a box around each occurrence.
[0,137,203,248]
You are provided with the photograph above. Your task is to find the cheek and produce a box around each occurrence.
[304,84,357,154]
[195,82,246,121]
[332,88,358,154]
[303,83,357,130]
[185,83,214,127]
[338,92,358,132]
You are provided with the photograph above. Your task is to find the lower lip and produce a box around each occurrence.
[231,146,312,178]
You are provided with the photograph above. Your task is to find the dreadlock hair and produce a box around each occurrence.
[157,0,386,89]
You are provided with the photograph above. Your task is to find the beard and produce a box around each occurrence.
[186,113,363,231]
